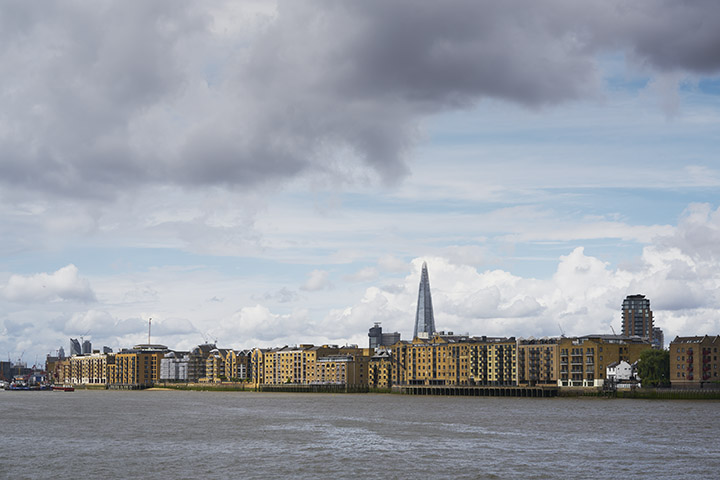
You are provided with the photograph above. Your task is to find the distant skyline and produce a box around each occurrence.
[2,1,720,364]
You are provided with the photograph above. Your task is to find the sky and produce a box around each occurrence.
[2,0,720,366]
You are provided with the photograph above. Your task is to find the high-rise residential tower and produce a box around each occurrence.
[652,327,664,350]
[413,262,436,339]
[621,294,653,340]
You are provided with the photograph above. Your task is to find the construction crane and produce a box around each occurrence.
[200,331,217,346]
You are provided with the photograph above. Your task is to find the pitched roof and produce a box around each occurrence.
[671,335,720,344]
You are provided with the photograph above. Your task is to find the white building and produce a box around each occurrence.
[159,351,190,381]
[606,360,635,382]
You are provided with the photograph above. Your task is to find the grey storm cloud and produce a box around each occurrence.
[1,0,719,199]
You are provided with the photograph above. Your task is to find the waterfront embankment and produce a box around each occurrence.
[152,381,253,392]
[557,386,720,400]
[96,382,720,399]
[613,387,720,400]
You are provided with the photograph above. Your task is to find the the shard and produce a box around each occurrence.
[413,262,436,338]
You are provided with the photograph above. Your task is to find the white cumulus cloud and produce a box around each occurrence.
[300,269,332,291]
[1,264,96,303]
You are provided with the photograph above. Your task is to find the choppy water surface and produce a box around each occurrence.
[1,390,718,479]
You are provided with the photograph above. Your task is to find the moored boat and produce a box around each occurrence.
[8,382,30,390]
[52,385,75,392]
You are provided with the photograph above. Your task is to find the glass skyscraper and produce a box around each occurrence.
[69,338,81,356]
[413,262,436,339]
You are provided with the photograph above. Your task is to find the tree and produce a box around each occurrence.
[636,349,670,387]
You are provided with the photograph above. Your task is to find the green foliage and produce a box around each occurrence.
[637,349,670,387]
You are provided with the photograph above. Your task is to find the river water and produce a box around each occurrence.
[1,390,718,479]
